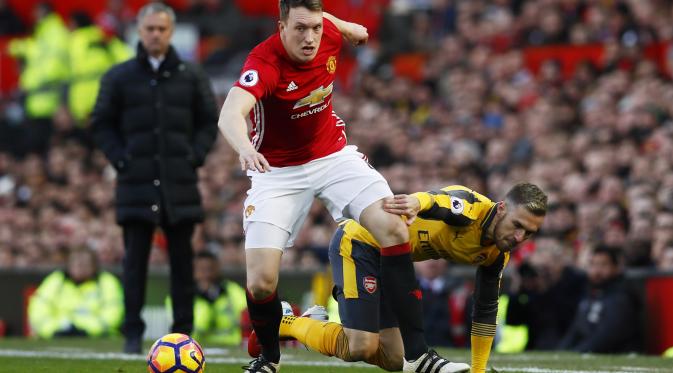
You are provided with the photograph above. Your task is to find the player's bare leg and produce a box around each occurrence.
[243,248,283,372]
[375,328,404,370]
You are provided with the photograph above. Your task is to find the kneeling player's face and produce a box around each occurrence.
[494,204,545,252]
[280,7,323,63]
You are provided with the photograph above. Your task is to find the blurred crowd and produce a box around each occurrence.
[1,0,673,334]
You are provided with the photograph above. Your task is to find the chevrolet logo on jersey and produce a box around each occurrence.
[293,83,333,109]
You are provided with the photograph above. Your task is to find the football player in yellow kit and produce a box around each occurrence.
[255,183,547,373]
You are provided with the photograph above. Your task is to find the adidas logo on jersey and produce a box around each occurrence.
[286,81,298,92]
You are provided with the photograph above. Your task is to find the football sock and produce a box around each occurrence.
[279,315,344,357]
[471,322,496,373]
[281,315,400,370]
[380,242,428,361]
[246,290,282,363]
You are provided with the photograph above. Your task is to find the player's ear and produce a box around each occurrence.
[496,201,507,217]
[278,20,285,33]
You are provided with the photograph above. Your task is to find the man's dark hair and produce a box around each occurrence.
[593,245,622,266]
[505,182,548,216]
[279,0,323,21]
[71,11,93,29]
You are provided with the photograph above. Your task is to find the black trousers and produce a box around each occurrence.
[121,220,195,339]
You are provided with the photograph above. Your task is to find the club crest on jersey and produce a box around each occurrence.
[239,70,259,87]
[326,55,337,74]
[244,205,255,218]
[363,276,377,294]
[293,83,333,109]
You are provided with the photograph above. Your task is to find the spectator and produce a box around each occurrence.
[0,0,25,35]
[657,242,673,271]
[168,251,246,346]
[503,238,586,351]
[91,3,218,353]
[66,11,130,127]
[558,246,641,353]
[8,2,69,155]
[415,259,454,347]
[27,248,123,338]
[95,0,134,38]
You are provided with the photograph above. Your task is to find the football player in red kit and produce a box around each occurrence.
[218,1,460,372]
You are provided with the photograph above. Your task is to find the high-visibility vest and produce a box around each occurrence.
[67,25,130,124]
[9,13,69,119]
[28,270,124,338]
[664,346,673,357]
[167,281,247,346]
[495,295,528,353]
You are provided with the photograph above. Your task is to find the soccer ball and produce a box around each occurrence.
[147,333,206,373]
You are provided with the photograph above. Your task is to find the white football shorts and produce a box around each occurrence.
[243,145,392,249]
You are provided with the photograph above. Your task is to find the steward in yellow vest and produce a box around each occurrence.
[8,4,68,120]
[28,248,123,338]
[67,12,130,125]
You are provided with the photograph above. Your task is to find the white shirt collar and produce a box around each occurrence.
[148,55,165,71]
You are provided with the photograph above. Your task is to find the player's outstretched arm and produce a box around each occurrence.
[323,12,368,46]
[218,87,271,173]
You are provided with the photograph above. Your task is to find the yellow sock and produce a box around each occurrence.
[470,334,494,373]
[279,315,343,356]
[280,316,400,370]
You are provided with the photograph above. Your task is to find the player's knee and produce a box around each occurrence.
[246,278,277,300]
[387,218,409,241]
[364,215,409,244]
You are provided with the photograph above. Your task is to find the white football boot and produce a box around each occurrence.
[403,349,471,373]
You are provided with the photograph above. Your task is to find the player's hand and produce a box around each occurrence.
[346,23,368,46]
[383,194,420,226]
[239,149,271,173]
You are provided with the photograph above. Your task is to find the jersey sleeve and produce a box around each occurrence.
[322,17,343,52]
[415,187,483,226]
[234,54,280,100]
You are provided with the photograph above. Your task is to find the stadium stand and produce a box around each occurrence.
[1,0,673,355]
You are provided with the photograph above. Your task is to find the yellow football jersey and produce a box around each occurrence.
[341,185,508,267]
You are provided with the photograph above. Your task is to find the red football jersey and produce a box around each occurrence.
[234,18,347,167]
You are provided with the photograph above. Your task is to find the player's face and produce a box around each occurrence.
[138,11,173,58]
[279,7,323,63]
[493,203,545,252]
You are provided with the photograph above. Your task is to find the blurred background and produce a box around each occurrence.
[1,0,673,357]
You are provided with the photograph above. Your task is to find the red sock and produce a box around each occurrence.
[379,242,428,360]
[246,290,282,363]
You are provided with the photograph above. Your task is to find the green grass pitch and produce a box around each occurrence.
[0,338,670,372]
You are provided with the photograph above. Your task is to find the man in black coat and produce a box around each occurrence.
[558,246,642,353]
[91,3,218,353]
[505,240,587,351]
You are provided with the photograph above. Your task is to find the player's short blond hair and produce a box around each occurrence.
[279,0,323,21]
[505,182,548,216]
